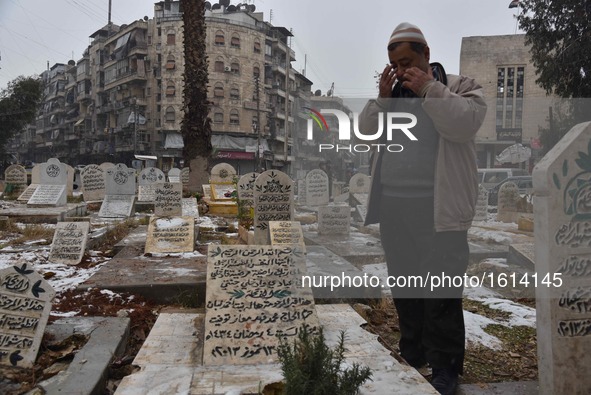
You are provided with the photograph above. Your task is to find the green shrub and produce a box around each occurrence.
[277,326,372,395]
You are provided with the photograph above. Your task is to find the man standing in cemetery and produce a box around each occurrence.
[358,23,487,395]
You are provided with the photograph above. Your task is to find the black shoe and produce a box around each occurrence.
[431,367,458,395]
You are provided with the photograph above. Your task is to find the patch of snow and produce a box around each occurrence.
[463,310,503,350]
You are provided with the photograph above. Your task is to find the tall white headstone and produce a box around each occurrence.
[167,168,181,183]
[533,121,591,394]
[100,164,136,218]
[305,169,330,207]
[80,164,106,202]
[27,158,68,207]
[138,167,166,202]
[210,163,237,184]
[254,170,294,244]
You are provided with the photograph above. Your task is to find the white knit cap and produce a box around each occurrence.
[387,22,427,47]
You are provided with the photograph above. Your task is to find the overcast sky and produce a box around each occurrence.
[0,0,523,99]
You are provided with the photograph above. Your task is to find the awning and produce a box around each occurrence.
[211,134,269,151]
[164,132,184,149]
[135,155,157,160]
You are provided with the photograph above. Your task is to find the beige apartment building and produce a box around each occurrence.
[460,34,554,170]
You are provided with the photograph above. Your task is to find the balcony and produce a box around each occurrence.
[104,70,147,90]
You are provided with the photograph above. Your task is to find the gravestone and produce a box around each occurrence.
[154,183,183,217]
[167,168,181,183]
[4,164,27,193]
[48,222,90,265]
[348,173,371,193]
[533,121,591,394]
[204,245,319,365]
[182,198,200,218]
[27,159,68,207]
[145,216,195,254]
[497,181,519,223]
[31,164,42,184]
[100,164,137,218]
[269,221,306,252]
[17,184,38,202]
[99,162,115,171]
[356,204,368,223]
[80,164,106,202]
[474,185,489,222]
[318,205,351,235]
[305,169,330,207]
[210,163,236,184]
[66,164,75,197]
[202,184,213,201]
[138,167,166,202]
[297,179,307,206]
[254,170,294,245]
[181,167,190,185]
[237,172,259,224]
[0,264,56,368]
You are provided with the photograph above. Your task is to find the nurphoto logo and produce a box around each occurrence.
[303,108,418,153]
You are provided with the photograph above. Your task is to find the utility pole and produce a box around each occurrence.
[254,75,262,172]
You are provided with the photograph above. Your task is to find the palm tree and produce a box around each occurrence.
[181,0,212,193]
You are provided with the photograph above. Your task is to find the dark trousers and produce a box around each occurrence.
[379,195,469,374]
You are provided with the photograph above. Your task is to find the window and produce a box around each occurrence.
[214,111,224,123]
[230,86,240,100]
[166,81,175,97]
[231,34,240,48]
[214,60,224,72]
[253,65,260,78]
[230,61,240,74]
[215,30,225,46]
[230,109,239,125]
[254,41,261,53]
[165,106,175,122]
[167,33,176,45]
[214,83,224,98]
[166,55,176,70]
[496,66,525,131]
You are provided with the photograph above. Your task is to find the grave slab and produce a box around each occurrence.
[99,195,135,218]
[145,216,195,254]
[304,229,385,267]
[27,184,67,207]
[507,242,535,271]
[0,203,87,224]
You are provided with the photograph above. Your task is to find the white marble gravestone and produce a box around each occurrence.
[269,221,306,252]
[348,173,371,194]
[0,264,56,368]
[167,168,181,184]
[48,222,90,265]
[100,164,137,218]
[305,169,330,207]
[210,163,237,184]
[497,181,519,223]
[27,159,68,207]
[474,185,489,222]
[318,205,351,235]
[138,167,166,202]
[204,245,318,366]
[154,183,183,217]
[254,170,294,245]
[4,164,27,190]
[181,198,199,218]
[80,164,106,202]
[533,121,591,395]
[17,184,38,202]
[181,167,190,185]
[145,216,195,254]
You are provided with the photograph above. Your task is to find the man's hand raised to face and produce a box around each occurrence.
[401,66,434,96]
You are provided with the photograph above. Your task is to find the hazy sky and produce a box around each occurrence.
[0,0,523,99]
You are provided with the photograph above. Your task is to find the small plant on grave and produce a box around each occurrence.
[276,326,372,395]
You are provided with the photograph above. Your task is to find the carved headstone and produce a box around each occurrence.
[167,168,181,183]
[182,198,200,218]
[305,169,330,207]
[145,216,195,254]
[318,205,350,235]
[80,164,106,202]
[4,164,27,191]
[237,172,259,224]
[269,221,306,252]
[533,121,591,394]
[348,173,371,193]
[105,164,136,196]
[27,159,68,207]
[48,222,90,265]
[497,181,519,223]
[254,170,294,244]
[0,264,56,368]
[210,163,236,184]
[181,167,190,185]
[154,183,183,217]
[138,167,166,202]
[474,185,489,222]
[17,184,38,203]
[204,245,318,365]
[297,179,307,206]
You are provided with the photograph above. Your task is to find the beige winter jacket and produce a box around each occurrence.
[358,74,487,231]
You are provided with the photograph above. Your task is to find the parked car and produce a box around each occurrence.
[487,176,533,205]
[478,168,529,190]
